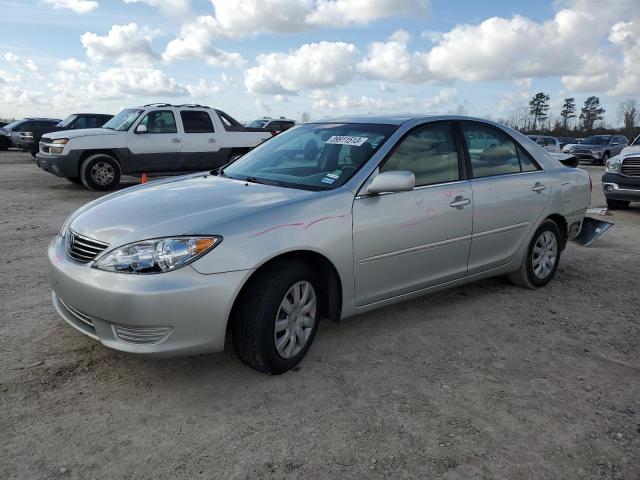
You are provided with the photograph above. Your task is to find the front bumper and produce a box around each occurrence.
[18,139,37,152]
[48,235,251,356]
[602,173,640,202]
[36,150,82,178]
[566,151,603,162]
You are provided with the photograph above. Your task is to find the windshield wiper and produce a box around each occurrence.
[210,166,227,177]
[243,176,284,187]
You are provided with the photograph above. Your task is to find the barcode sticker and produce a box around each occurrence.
[325,136,368,146]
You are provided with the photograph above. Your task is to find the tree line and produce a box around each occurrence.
[499,93,639,141]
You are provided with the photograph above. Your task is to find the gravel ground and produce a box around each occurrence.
[1,150,639,480]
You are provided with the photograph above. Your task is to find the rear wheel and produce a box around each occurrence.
[606,198,630,210]
[509,220,562,289]
[80,154,121,191]
[232,260,320,374]
[599,152,609,166]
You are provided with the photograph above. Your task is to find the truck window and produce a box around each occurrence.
[180,111,214,133]
[138,110,177,134]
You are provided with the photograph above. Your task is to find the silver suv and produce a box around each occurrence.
[564,135,628,165]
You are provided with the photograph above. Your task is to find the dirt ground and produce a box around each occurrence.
[1,149,638,480]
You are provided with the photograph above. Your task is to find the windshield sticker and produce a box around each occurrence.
[325,136,369,146]
[326,170,342,179]
[321,177,336,184]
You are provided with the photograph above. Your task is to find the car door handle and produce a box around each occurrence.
[532,183,547,193]
[171,138,181,143]
[208,138,216,143]
[449,196,471,209]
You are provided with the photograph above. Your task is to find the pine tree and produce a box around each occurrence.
[579,96,605,133]
[560,98,576,129]
[529,92,551,131]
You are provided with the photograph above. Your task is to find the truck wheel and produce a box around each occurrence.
[80,154,121,191]
[606,198,630,210]
[509,219,562,289]
[232,260,320,374]
[0,137,10,151]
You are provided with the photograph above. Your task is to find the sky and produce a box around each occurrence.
[0,0,638,125]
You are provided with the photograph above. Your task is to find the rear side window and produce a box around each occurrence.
[180,111,214,133]
[381,123,460,187]
[138,110,177,134]
[462,124,538,178]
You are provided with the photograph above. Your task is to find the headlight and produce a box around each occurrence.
[592,149,602,157]
[605,157,621,173]
[49,138,69,154]
[93,236,221,274]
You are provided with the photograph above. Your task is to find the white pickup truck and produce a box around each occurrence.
[35,104,273,190]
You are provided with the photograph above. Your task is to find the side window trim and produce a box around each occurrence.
[456,120,543,180]
[138,109,178,134]
[376,121,467,189]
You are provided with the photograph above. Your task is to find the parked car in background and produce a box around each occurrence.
[557,137,576,149]
[18,113,113,157]
[563,135,628,164]
[603,134,640,209]
[0,121,8,129]
[0,118,61,150]
[528,135,562,153]
[36,104,273,190]
[247,117,296,135]
[48,115,592,373]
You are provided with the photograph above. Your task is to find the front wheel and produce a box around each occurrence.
[599,152,609,166]
[80,154,121,191]
[509,220,562,289]
[606,198,630,210]
[232,260,320,374]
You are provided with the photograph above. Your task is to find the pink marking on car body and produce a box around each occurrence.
[426,208,437,219]
[303,215,346,229]
[401,222,420,228]
[251,222,305,237]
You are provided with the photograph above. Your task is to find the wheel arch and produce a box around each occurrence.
[228,249,343,331]
[546,213,568,250]
[78,150,124,177]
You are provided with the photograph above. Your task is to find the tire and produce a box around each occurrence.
[509,219,562,289]
[606,198,630,210]
[600,152,609,166]
[66,177,82,185]
[80,154,121,191]
[30,151,37,158]
[232,259,320,374]
[0,137,10,151]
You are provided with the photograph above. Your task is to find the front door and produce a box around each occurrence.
[459,122,551,273]
[179,110,224,170]
[353,122,473,306]
[128,109,183,172]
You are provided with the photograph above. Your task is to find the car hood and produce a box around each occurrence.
[619,145,640,158]
[43,128,118,140]
[69,174,315,246]
[565,144,604,150]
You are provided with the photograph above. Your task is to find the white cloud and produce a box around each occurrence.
[4,52,19,63]
[23,59,39,73]
[358,30,430,82]
[306,0,428,26]
[162,16,245,67]
[310,88,425,112]
[423,87,456,110]
[186,79,221,97]
[607,20,640,96]
[81,23,159,65]
[43,0,99,14]
[497,78,533,112]
[245,41,358,94]
[123,0,190,16]
[86,67,187,99]
[58,58,89,71]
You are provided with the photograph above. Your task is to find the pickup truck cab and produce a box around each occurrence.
[18,113,113,156]
[36,104,272,190]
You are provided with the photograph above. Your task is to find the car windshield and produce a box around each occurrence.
[247,119,268,128]
[632,136,640,146]
[2,120,23,131]
[102,109,144,131]
[223,123,398,191]
[583,136,610,145]
[57,114,77,128]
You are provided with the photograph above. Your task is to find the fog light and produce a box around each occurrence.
[605,185,614,192]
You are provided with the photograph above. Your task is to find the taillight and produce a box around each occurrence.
[271,131,277,137]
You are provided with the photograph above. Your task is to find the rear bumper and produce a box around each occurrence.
[602,173,640,202]
[36,150,82,178]
[48,235,251,356]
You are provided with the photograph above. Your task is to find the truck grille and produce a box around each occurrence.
[40,137,52,154]
[621,157,640,178]
[66,230,110,263]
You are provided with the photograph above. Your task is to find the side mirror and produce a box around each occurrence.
[612,142,620,146]
[368,171,415,194]
[135,124,148,133]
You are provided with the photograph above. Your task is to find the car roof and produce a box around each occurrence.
[314,114,494,126]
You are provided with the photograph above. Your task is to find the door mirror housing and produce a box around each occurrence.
[135,124,148,133]
[368,171,415,194]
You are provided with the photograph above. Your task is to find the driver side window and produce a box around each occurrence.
[138,110,177,134]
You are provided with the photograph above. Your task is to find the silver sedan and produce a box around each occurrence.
[48,115,591,373]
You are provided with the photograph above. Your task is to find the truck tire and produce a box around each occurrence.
[80,154,121,191]
[0,137,10,151]
[508,219,562,289]
[232,259,320,374]
[606,198,630,210]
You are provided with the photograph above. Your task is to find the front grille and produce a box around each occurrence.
[59,298,95,328]
[66,230,110,263]
[40,137,52,154]
[621,157,640,178]
[112,324,173,345]
[575,149,592,154]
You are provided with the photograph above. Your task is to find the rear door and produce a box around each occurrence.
[128,109,183,172]
[460,122,550,274]
[179,110,223,170]
[353,122,473,306]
